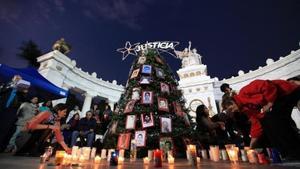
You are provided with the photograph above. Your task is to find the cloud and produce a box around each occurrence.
[81,0,153,29]
[0,1,65,26]
[0,0,154,29]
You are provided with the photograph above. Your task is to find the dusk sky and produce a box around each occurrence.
[0,0,300,85]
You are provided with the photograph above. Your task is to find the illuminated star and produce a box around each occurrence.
[116,41,140,60]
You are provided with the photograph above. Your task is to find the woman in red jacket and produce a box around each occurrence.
[222,79,300,161]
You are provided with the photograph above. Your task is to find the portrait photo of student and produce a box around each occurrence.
[137,56,147,65]
[130,68,140,79]
[124,100,136,113]
[158,97,169,112]
[172,101,184,116]
[135,130,146,147]
[117,133,131,150]
[125,115,137,129]
[131,87,141,100]
[139,76,152,85]
[141,65,152,74]
[141,91,153,104]
[160,82,170,94]
[155,68,165,79]
[160,117,172,133]
[141,113,154,128]
[159,137,173,158]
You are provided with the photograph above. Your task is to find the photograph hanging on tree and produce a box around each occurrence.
[155,67,165,79]
[160,82,170,94]
[117,133,131,150]
[141,91,153,104]
[141,113,154,128]
[160,117,172,133]
[141,65,152,74]
[137,56,147,64]
[159,137,173,158]
[131,87,141,100]
[130,68,140,79]
[125,115,137,129]
[140,76,152,84]
[135,130,146,147]
[158,97,169,112]
[173,101,184,116]
[124,100,136,113]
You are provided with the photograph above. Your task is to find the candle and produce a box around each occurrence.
[154,149,162,167]
[148,150,153,160]
[55,151,65,165]
[186,150,191,160]
[91,147,97,159]
[71,146,79,157]
[79,155,85,163]
[197,157,201,164]
[101,149,107,159]
[210,145,220,161]
[187,145,197,165]
[168,156,174,164]
[240,149,248,162]
[82,147,91,160]
[247,149,258,163]
[221,149,228,160]
[118,157,125,164]
[227,147,239,163]
[201,149,208,159]
[143,157,150,164]
[119,149,125,158]
[94,155,101,163]
[71,155,78,162]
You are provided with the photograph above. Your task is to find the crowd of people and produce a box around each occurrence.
[0,75,112,156]
[196,76,300,161]
[1,74,300,162]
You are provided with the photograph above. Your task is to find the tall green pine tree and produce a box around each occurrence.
[104,49,195,157]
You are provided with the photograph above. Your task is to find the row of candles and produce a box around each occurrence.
[198,144,280,164]
[51,145,280,166]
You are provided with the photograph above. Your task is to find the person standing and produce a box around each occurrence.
[4,96,39,153]
[0,75,28,151]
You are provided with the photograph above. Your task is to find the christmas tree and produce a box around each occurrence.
[104,49,195,158]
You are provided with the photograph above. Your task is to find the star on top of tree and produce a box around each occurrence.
[117,41,140,60]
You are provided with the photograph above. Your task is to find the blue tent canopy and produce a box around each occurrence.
[0,64,68,100]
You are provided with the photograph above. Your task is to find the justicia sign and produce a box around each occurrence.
[117,41,179,60]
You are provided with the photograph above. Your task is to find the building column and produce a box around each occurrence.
[108,100,115,111]
[81,92,93,117]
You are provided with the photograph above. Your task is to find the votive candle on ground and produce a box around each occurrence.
[94,155,101,163]
[168,156,174,164]
[118,157,125,164]
[119,149,125,158]
[90,147,97,159]
[148,150,153,160]
[247,149,258,163]
[197,157,201,164]
[227,147,239,163]
[143,157,150,164]
[101,149,107,159]
[201,149,208,159]
[55,151,65,165]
